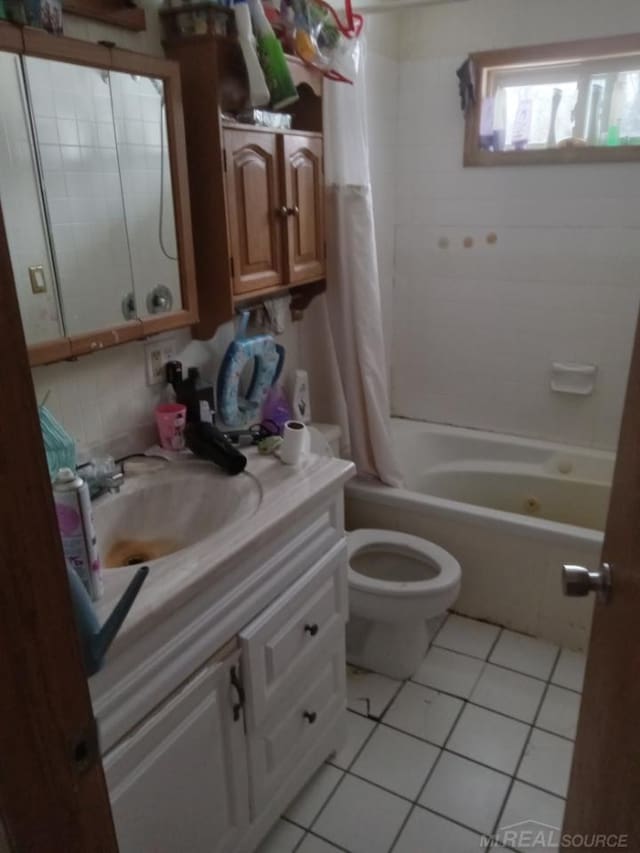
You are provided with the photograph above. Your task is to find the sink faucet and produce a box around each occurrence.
[103,471,124,494]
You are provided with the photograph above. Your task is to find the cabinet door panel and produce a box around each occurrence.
[247,641,346,815]
[240,541,348,727]
[282,135,325,284]
[225,129,283,296]
[110,71,183,322]
[104,652,249,853]
[23,56,137,337]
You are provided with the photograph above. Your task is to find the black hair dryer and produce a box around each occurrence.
[166,361,247,476]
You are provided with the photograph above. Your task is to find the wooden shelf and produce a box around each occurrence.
[63,0,146,32]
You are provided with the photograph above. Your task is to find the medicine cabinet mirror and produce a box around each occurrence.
[464,33,640,167]
[0,25,197,365]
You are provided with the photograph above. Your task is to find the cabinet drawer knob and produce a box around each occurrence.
[303,710,317,724]
[304,623,319,636]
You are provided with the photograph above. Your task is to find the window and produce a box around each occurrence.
[464,34,640,166]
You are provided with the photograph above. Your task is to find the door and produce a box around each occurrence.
[281,134,325,284]
[104,649,249,853]
[0,202,117,847]
[224,129,283,296]
[562,314,640,848]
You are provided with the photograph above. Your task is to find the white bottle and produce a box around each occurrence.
[289,369,311,424]
[233,0,270,108]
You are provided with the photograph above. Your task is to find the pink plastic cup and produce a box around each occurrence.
[155,403,187,451]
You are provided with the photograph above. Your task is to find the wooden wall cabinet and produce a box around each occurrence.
[224,128,325,299]
[166,35,326,339]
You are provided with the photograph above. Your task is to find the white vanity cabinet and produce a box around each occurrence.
[104,646,249,853]
[95,486,351,853]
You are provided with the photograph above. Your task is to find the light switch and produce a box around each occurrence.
[29,265,47,294]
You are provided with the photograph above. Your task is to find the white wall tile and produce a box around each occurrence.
[365,0,640,450]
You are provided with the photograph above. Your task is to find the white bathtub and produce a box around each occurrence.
[346,419,614,650]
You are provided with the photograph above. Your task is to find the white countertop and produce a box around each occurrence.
[93,448,355,657]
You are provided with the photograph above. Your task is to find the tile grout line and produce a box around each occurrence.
[427,640,583,696]
[284,618,581,853]
[387,666,473,853]
[489,644,565,847]
[350,615,455,853]
[510,645,570,799]
[302,676,404,841]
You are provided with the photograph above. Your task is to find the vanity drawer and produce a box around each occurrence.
[240,540,348,726]
[247,640,346,815]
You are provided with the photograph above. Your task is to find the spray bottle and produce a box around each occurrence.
[53,467,103,601]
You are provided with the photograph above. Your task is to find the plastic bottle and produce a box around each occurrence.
[248,0,298,109]
[53,468,103,601]
[234,0,270,107]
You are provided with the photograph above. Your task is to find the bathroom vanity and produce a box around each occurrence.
[90,450,354,852]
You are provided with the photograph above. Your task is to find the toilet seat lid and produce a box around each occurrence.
[347,529,461,597]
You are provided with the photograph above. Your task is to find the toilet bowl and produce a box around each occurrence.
[346,529,461,680]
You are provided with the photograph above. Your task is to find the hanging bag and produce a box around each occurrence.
[284,0,363,84]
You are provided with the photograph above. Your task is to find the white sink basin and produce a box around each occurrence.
[93,463,262,569]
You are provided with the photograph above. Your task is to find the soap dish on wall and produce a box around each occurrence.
[550,362,597,396]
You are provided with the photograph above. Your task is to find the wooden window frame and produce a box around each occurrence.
[464,33,640,167]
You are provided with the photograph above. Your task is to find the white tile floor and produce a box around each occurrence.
[257,613,586,853]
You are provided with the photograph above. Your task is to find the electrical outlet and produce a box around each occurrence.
[145,335,178,386]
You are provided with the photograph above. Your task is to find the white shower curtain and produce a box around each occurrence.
[321,36,401,487]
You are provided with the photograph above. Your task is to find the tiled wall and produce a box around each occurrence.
[366,0,640,451]
[32,315,303,460]
[29,13,303,458]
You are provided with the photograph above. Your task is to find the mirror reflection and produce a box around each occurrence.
[0,53,183,348]
[0,52,63,344]
[109,72,181,320]
[25,56,135,336]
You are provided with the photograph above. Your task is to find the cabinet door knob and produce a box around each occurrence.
[303,710,317,724]
[277,206,289,217]
[290,206,299,216]
[304,623,319,636]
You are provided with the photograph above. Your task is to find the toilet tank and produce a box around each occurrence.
[309,423,342,457]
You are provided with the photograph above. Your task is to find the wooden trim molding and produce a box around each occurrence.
[22,26,112,65]
[0,20,24,51]
[28,338,73,367]
[69,321,143,358]
[63,0,146,31]
[464,32,640,167]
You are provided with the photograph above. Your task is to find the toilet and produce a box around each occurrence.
[346,529,461,680]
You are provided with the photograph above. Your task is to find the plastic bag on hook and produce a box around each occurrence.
[282,0,363,83]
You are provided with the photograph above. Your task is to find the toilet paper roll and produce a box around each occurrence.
[280,420,310,465]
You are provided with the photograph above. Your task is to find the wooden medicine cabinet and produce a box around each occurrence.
[0,23,197,366]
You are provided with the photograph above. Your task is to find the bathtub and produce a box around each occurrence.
[345,419,615,650]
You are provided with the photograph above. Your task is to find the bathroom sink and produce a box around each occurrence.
[93,464,261,569]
